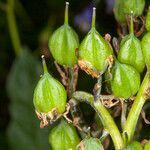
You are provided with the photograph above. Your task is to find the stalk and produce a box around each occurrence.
[130,11,134,34]
[72,91,124,150]
[6,0,22,56]
[91,7,96,28]
[94,100,124,150]
[64,2,69,25]
[68,68,75,98]
[68,67,90,139]
[123,71,150,143]
[41,55,48,74]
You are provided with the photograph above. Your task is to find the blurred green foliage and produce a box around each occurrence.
[6,49,50,150]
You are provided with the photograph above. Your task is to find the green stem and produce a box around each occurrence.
[130,11,134,34]
[6,0,22,56]
[94,75,102,101]
[91,7,96,28]
[94,101,124,150]
[72,91,124,150]
[64,1,69,25]
[123,71,150,143]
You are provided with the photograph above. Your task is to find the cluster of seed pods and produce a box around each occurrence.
[33,1,150,149]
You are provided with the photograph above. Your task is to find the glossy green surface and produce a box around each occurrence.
[33,72,67,113]
[49,119,80,150]
[144,141,150,150]
[124,0,145,16]
[118,34,145,73]
[141,32,150,70]
[79,28,112,73]
[49,24,79,67]
[82,137,103,150]
[7,50,50,150]
[146,9,150,31]
[114,0,126,23]
[108,61,140,99]
[125,141,143,150]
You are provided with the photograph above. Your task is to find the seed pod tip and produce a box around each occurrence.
[41,55,45,59]
[93,7,96,11]
[66,1,69,6]
[130,11,134,34]
[41,55,48,74]
[65,1,69,24]
[92,7,96,28]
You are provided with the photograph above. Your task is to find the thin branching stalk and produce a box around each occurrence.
[72,91,124,150]
[68,67,75,98]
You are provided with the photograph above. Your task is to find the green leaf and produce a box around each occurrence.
[6,49,50,150]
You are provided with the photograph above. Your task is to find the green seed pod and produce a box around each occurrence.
[118,13,145,73]
[78,8,113,78]
[49,2,79,67]
[33,56,67,113]
[146,8,150,31]
[144,141,150,150]
[106,60,140,99]
[125,141,143,150]
[124,0,145,16]
[114,0,126,23]
[77,137,103,150]
[49,119,80,150]
[141,32,150,70]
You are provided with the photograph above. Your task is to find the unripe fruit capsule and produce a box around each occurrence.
[123,0,145,16]
[146,7,150,31]
[114,0,126,23]
[114,0,145,23]
[77,137,103,150]
[141,32,150,70]
[33,56,67,114]
[105,60,140,99]
[49,2,79,67]
[78,7,113,77]
[118,12,145,73]
[125,141,143,150]
[49,119,80,150]
[144,141,150,150]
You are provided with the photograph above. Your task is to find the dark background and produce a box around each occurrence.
[0,0,150,149]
